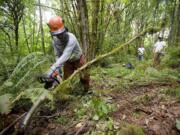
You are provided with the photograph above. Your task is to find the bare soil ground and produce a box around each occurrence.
[110,83,180,135]
[1,82,180,135]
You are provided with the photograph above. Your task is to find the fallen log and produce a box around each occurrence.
[21,92,49,130]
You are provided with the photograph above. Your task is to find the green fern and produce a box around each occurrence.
[14,58,48,89]
[9,52,43,80]
[0,88,53,115]
[0,57,9,82]
[0,52,54,114]
[0,53,51,95]
[23,88,53,103]
[0,94,13,114]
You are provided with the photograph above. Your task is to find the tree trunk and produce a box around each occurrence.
[97,0,105,54]
[14,22,20,60]
[71,0,79,36]
[176,0,180,44]
[35,27,41,51]
[32,8,36,52]
[22,16,31,53]
[168,0,177,44]
[5,0,25,61]
[63,0,78,37]
[1,29,13,54]
[168,0,180,46]
[38,0,46,55]
[76,0,90,60]
[90,1,100,60]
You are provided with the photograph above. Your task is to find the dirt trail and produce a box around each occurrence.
[111,83,180,135]
[1,82,179,135]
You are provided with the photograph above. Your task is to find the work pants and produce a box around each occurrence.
[64,55,90,90]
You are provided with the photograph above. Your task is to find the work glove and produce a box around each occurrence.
[37,73,54,84]
[38,64,58,84]
[37,64,62,89]
[47,67,56,78]
[37,72,61,90]
[47,66,63,83]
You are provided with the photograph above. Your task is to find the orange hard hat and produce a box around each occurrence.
[47,16,65,35]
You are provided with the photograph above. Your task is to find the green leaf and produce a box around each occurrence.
[176,120,180,131]
[101,104,108,114]
[93,114,99,121]
[0,94,13,114]
[4,81,13,87]
[122,0,129,4]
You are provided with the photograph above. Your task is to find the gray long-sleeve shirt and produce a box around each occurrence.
[49,32,82,72]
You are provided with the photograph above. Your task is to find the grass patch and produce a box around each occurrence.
[118,122,144,135]
[74,96,116,121]
[54,115,68,125]
[132,111,145,119]
[132,94,154,105]
[162,87,180,100]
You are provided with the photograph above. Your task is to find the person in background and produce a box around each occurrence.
[137,45,145,61]
[45,16,90,90]
[153,36,167,67]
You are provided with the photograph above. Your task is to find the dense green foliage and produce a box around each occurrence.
[0,0,180,134]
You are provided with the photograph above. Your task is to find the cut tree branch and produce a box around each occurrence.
[22,92,48,130]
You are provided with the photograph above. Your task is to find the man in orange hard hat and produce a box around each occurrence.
[46,16,90,90]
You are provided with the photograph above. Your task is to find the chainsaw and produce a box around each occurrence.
[37,72,62,90]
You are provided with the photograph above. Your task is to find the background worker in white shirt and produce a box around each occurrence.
[153,36,167,67]
[137,45,145,61]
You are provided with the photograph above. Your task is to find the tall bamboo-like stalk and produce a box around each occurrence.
[90,1,100,60]
[76,0,89,60]
[22,16,31,53]
[4,0,25,61]
[38,0,46,55]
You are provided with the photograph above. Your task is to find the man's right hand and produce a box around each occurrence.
[47,67,55,78]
